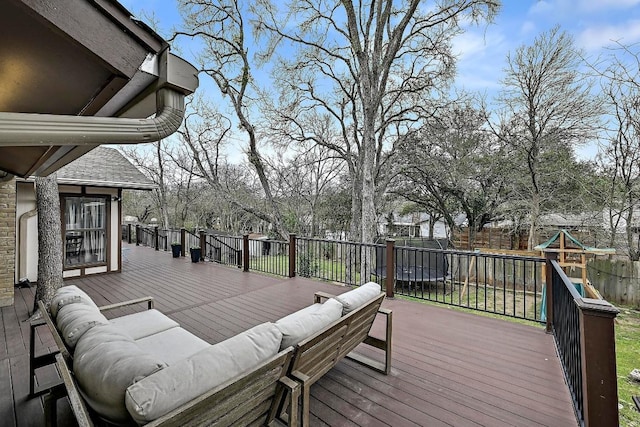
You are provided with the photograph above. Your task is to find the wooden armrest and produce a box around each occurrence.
[290,370,311,384]
[314,291,335,304]
[98,296,154,312]
[378,307,392,316]
[55,353,94,427]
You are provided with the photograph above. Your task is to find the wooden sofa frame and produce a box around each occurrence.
[30,296,156,398]
[31,297,300,427]
[286,291,392,427]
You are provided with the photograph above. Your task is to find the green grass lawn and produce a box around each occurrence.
[616,306,640,426]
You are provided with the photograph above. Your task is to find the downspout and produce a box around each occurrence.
[0,87,185,146]
[18,209,37,281]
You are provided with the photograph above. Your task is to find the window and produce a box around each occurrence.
[64,196,107,267]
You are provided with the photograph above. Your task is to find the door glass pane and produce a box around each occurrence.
[64,197,107,266]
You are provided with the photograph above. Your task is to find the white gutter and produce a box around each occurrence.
[0,87,185,146]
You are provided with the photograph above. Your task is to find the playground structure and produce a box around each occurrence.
[534,229,615,299]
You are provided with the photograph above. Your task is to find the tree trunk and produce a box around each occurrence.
[33,174,63,315]
[625,198,640,261]
[527,192,541,250]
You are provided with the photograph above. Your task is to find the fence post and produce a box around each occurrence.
[200,231,206,260]
[544,252,556,334]
[385,239,395,298]
[127,224,132,244]
[135,225,140,246]
[180,228,186,257]
[243,234,250,272]
[289,234,296,278]
[154,227,159,251]
[578,299,619,427]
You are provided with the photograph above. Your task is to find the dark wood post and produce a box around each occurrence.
[180,228,186,257]
[127,224,132,244]
[578,299,619,427]
[154,227,159,251]
[243,234,250,272]
[289,234,296,278]
[544,251,556,334]
[385,239,395,298]
[135,224,140,246]
[199,231,206,260]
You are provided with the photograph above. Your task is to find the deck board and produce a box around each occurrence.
[0,243,577,426]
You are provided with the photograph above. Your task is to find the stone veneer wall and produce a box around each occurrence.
[0,178,15,307]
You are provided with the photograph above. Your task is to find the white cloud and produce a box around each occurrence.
[529,1,554,15]
[578,0,640,12]
[577,20,640,50]
[520,21,537,35]
[452,30,506,61]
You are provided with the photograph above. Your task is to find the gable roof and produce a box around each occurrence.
[56,147,156,190]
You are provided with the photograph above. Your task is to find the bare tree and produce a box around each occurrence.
[175,0,289,238]
[123,141,172,229]
[32,174,63,315]
[394,100,509,246]
[594,43,640,259]
[494,26,600,249]
[254,0,499,245]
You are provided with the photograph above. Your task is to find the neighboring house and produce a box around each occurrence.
[0,0,198,307]
[378,212,448,239]
[15,147,155,284]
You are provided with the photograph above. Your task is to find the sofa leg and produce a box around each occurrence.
[302,383,311,427]
[43,385,65,427]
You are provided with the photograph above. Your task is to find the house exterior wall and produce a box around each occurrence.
[15,183,120,284]
[0,178,16,307]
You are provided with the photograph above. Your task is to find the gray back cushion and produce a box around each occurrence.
[73,324,166,424]
[275,298,343,350]
[50,285,97,319]
[55,303,109,349]
[125,322,282,424]
[335,282,381,315]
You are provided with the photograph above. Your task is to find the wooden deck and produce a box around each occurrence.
[2,244,577,426]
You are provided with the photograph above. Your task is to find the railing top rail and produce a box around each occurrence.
[296,236,385,249]
[551,259,585,301]
[208,234,241,251]
[394,245,546,262]
[247,237,287,244]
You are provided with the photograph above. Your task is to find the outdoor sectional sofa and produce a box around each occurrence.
[30,282,391,426]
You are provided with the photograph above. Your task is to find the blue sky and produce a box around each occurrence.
[121,0,640,161]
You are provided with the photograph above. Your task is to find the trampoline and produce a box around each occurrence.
[372,238,450,284]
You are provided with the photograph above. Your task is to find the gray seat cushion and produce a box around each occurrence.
[73,324,166,424]
[50,285,97,319]
[136,327,210,365]
[275,298,343,350]
[109,309,179,340]
[335,282,381,315]
[125,322,283,424]
[55,303,109,349]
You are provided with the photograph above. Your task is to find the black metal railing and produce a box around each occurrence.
[550,259,584,425]
[391,246,544,322]
[249,237,289,276]
[295,237,380,284]
[205,234,243,268]
[137,227,155,247]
